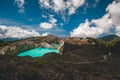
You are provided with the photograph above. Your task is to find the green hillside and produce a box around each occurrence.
[0,35,120,80]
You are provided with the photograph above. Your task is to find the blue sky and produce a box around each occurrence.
[0,0,120,39]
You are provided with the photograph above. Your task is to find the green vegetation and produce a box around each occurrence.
[97,37,120,53]
[0,52,120,80]
[0,35,120,80]
[0,40,13,47]
[98,34,119,42]
[6,44,36,55]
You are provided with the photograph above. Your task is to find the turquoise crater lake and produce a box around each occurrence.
[18,48,59,58]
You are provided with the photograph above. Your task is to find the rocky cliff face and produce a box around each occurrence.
[62,42,81,53]
[0,35,120,80]
[0,35,99,55]
[0,35,61,55]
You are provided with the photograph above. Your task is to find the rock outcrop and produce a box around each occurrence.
[0,35,120,80]
[0,35,63,55]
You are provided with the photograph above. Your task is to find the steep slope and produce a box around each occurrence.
[99,34,119,42]
[0,35,61,55]
[0,36,120,80]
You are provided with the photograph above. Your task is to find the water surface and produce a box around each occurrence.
[18,47,59,58]
[52,43,61,47]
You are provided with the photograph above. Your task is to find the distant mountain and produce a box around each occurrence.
[0,38,21,41]
[0,35,54,41]
[99,34,119,42]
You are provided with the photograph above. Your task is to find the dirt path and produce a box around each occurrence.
[59,52,111,65]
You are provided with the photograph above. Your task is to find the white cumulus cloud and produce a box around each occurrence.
[39,22,53,29]
[39,0,85,15]
[39,16,57,29]
[70,1,120,38]
[106,1,120,36]
[15,0,25,13]
[70,20,103,38]
[0,25,40,39]
[41,32,50,36]
[66,0,85,15]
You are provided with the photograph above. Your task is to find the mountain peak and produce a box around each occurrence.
[99,34,119,42]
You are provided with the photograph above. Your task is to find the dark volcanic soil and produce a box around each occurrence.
[0,35,120,80]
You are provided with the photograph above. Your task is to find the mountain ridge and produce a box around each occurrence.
[98,34,119,42]
[0,35,120,80]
